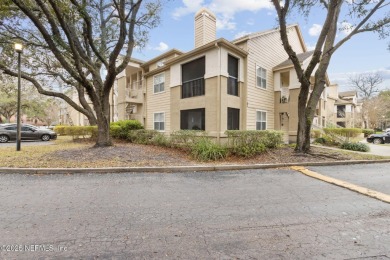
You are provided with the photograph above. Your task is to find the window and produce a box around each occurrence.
[227,108,240,130]
[256,111,267,130]
[337,105,346,118]
[182,57,205,98]
[180,108,205,130]
[153,73,165,93]
[5,126,16,131]
[256,66,267,89]
[227,55,239,96]
[154,112,165,131]
[21,126,33,131]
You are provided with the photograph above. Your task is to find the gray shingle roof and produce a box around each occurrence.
[273,50,315,70]
[339,91,357,98]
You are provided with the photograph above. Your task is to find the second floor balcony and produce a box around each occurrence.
[126,80,144,103]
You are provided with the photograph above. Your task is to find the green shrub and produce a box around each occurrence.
[340,142,370,152]
[190,137,228,161]
[53,125,66,135]
[225,130,283,158]
[361,129,374,137]
[110,120,143,139]
[314,137,326,144]
[54,125,97,139]
[127,129,158,144]
[110,120,143,130]
[170,130,207,147]
[151,132,170,147]
[323,128,362,140]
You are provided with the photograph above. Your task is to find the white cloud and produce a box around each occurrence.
[309,24,322,37]
[154,42,169,52]
[172,0,204,19]
[216,16,236,30]
[172,0,272,30]
[234,31,252,39]
[339,22,354,35]
[306,43,316,51]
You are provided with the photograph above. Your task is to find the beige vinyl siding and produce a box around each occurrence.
[194,13,216,48]
[246,26,304,130]
[116,76,127,120]
[146,70,171,133]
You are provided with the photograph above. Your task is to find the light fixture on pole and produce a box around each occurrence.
[14,43,23,151]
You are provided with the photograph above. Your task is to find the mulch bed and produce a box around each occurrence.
[48,140,356,167]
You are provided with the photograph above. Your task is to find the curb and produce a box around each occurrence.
[1,159,390,174]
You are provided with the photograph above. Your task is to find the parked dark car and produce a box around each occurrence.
[366,131,390,144]
[0,124,57,143]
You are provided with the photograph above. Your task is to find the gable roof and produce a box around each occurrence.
[339,91,357,98]
[141,49,184,68]
[144,38,248,77]
[273,50,315,70]
[232,24,307,52]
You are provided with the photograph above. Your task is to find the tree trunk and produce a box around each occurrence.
[295,82,312,153]
[95,115,111,147]
[93,93,112,147]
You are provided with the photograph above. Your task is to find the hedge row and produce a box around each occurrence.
[54,125,97,139]
[323,128,362,138]
[54,122,284,161]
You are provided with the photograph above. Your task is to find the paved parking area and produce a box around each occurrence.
[365,142,390,156]
[0,165,389,259]
[0,140,55,148]
[309,163,390,195]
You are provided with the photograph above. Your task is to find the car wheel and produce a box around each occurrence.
[0,135,9,143]
[41,134,51,141]
[373,138,383,144]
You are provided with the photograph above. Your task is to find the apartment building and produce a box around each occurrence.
[328,89,362,128]
[71,8,338,143]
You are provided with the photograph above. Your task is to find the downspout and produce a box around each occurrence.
[215,42,221,143]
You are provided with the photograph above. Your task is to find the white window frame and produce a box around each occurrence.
[153,112,165,131]
[256,65,267,89]
[256,110,267,130]
[153,73,165,94]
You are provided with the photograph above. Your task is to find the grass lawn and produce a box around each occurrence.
[0,136,388,168]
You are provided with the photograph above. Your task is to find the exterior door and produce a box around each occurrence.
[21,126,36,140]
[280,113,289,143]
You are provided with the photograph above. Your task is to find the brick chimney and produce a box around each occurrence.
[194,8,216,48]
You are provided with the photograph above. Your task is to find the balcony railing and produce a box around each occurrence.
[131,80,143,90]
[182,77,205,99]
[125,80,144,102]
[337,111,346,118]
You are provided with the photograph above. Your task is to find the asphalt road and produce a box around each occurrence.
[0,140,55,148]
[0,164,389,259]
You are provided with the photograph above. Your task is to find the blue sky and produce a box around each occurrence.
[133,0,390,91]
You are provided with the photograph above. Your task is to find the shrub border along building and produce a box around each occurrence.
[54,121,284,161]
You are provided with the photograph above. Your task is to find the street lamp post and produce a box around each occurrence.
[14,43,23,151]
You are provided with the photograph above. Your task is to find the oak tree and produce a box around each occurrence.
[272,0,389,152]
[0,0,161,147]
